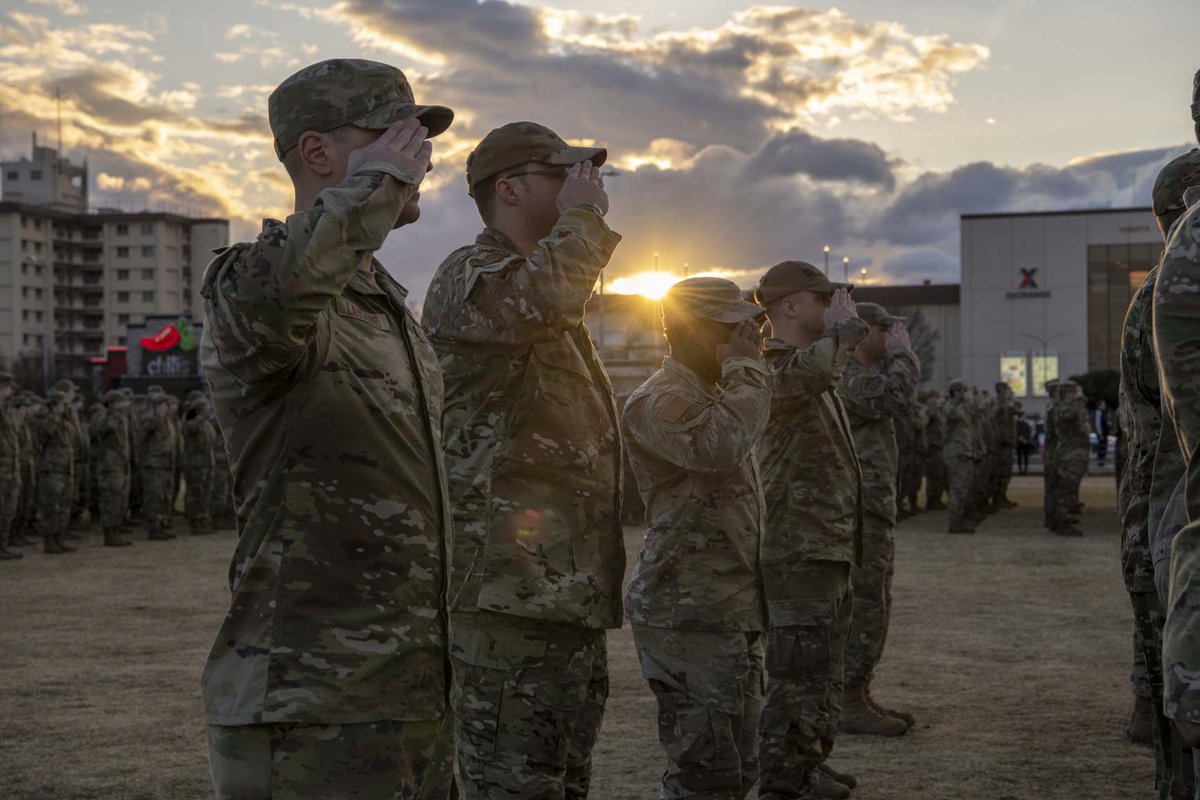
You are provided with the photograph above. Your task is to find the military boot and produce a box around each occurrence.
[839,683,908,736]
[103,527,132,548]
[811,776,850,799]
[819,763,857,789]
[947,522,976,534]
[47,535,77,553]
[1126,696,1152,747]
[147,526,174,541]
[1055,525,1084,537]
[0,546,23,560]
[9,531,34,546]
[866,686,915,728]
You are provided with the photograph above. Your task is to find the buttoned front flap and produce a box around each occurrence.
[334,296,390,333]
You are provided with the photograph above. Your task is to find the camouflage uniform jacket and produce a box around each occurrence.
[421,209,625,630]
[198,162,452,726]
[838,348,920,525]
[183,416,215,469]
[924,403,946,449]
[0,399,19,480]
[759,318,868,568]
[141,411,176,471]
[1153,190,1200,723]
[622,356,770,632]
[1118,268,1162,593]
[993,398,1016,449]
[36,409,74,474]
[1059,400,1091,462]
[943,397,977,460]
[91,410,130,475]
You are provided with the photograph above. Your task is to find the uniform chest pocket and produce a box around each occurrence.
[530,338,594,382]
[334,297,391,333]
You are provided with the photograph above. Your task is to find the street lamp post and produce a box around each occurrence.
[842,256,849,282]
[823,245,830,275]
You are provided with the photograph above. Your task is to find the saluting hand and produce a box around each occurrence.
[716,320,764,364]
[886,321,912,351]
[557,160,609,216]
[346,118,433,187]
[822,287,858,329]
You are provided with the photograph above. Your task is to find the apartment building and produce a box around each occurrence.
[0,140,228,383]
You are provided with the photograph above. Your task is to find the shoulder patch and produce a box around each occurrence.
[464,250,516,298]
[657,393,706,425]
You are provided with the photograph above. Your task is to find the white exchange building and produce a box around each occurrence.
[958,207,1162,415]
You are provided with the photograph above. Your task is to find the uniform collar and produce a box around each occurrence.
[663,356,718,397]
[476,226,521,254]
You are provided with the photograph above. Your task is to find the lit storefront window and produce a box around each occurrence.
[1088,244,1161,371]
[1031,352,1059,397]
[1000,352,1028,396]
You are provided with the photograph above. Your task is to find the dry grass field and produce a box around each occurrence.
[0,475,1153,799]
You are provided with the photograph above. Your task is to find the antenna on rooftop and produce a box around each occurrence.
[56,85,62,161]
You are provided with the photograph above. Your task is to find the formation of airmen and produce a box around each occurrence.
[187,58,1069,800]
[7,55,1193,800]
[0,376,234,560]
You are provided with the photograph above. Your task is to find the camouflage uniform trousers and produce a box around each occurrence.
[1131,590,1196,800]
[631,624,764,800]
[35,466,74,542]
[945,455,975,529]
[17,460,36,537]
[142,466,175,533]
[72,454,88,521]
[185,460,213,529]
[211,462,234,526]
[924,454,947,506]
[845,513,895,687]
[992,446,1015,502]
[1131,627,1151,700]
[900,454,922,511]
[207,715,457,800]
[96,468,130,529]
[1051,457,1087,528]
[0,469,18,549]
[759,560,852,800]
[451,612,608,800]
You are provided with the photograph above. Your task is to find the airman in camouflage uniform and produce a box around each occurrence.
[1118,148,1200,796]
[992,382,1018,508]
[894,404,917,519]
[91,390,133,548]
[182,399,215,535]
[36,390,76,554]
[199,59,457,799]
[1154,116,1200,758]
[838,302,920,736]
[923,392,948,510]
[141,390,177,541]
[14,393,40,544]
[423,121,623,799]
[1042,380,1061,531]
[1051,382,1089,537]
[944,380,978,534]
[128,392,146,522]
[755,263,866,800]
[623,277,769,800]
[0,372,22,560]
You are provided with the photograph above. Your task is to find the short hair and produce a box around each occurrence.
[472,177,498,225]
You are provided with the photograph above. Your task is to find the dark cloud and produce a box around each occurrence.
[742,130,896,189]
[879,247,960,283]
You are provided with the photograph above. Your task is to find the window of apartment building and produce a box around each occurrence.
[33,218,42,230]
[116,224,129,235]
[141,245,155,257]
[117,269,129,280]
[33,242,42,254]
[118,313,129,324]
[141,268,154,280]
[5,171,16,180]
[117,291,130,303]
[20,240,27,252]
[30,170,42,180]
[117,336,126,346]
[117,246,129,258]
[142,290,156,302]
[140,223,154,235]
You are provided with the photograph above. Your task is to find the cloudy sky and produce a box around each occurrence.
[0,0,1196,302]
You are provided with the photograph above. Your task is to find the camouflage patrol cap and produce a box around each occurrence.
[995,381,1010,392]
[103,389,125,404]
[465,122,607,197]
[46,389,66,404]
[662,277,767,325]
[118,387,134,398]
[754,260,852,306]
[855,302,905,327]
[269,59,454,160]
[9,395,27,408]
[0,371,13,387]
[1152,149,1200,218]
[146,384,163,394]
[948,378,968,392]
[53,378,76,392]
